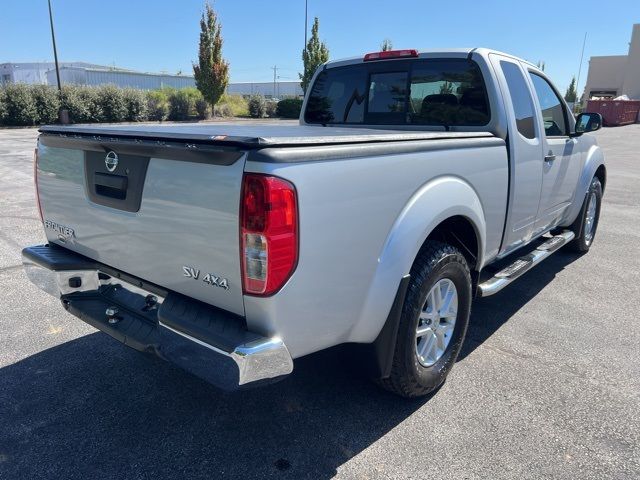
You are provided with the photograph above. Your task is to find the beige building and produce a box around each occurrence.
[583,24,640,102]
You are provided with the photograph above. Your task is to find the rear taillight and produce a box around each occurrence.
[240,174,298,296]
[34,147,43,223]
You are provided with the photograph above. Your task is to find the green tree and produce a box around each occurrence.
[193,2,229,110]
[300,17,329,93]
[381,38,393,51]
[564,76,577,102]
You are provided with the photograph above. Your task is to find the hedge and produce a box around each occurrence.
[146,89,169,121]
[31,85,60,124]
[0,89,7,124]
[123,88,148,122]
[276,98,303,119]
[0,83,252,126]
[2,84,39,126]
[216,94,248,117]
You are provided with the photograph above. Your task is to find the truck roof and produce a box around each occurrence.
[325,47,538,70]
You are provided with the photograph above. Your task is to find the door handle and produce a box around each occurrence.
[544,154,556,162]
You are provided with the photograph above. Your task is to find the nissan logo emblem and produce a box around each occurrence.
[105,151,119,172]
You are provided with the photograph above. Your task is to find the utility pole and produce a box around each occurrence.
[48,0,61,92]
[272,65,278,98]
[575,32,588,111]
[48,0,68,123]
[304,0,308,49]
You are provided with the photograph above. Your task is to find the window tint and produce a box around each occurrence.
[368,72,407,113]
[304,59,490,126]
[304,67,367,124]
[500,61,536,139]
[409,61,489,126]
[529,73,568,136]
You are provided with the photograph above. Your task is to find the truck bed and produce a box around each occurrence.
[39,123,494,148]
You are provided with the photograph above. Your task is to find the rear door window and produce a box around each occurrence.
[304,67,367,124]
[499,61,537,139]
[305,58,490,126]
[409,61,489,126]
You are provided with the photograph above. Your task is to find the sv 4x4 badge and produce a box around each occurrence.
[183,266,229,290]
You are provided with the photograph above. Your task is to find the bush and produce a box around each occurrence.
[31,85,60,124]
[122,88,148,122]
[195,98,210,120]
[146,89,169,121]
[60,85,87,123]
[248,95,266,118]
[167,89,192,121]
[97,85,127,122]
[276,98,303,119]
[215,94,248,117]
[166,88,201,121]
[0,89,7,125]
[215,103,233,117]
[3,84,38,126]
[265,100,277,118]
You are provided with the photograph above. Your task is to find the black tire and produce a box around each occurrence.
[379,241,472,398]
[570,176,603,253]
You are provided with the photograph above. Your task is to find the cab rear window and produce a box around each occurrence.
[304,58,490,127]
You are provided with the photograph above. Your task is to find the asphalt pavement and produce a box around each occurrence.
[0,123,638,479]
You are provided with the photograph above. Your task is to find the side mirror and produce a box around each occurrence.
[572,112,602,136]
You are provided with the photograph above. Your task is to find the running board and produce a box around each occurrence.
[477,230,575,297]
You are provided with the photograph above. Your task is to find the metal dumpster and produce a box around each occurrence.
[586,99,640,127]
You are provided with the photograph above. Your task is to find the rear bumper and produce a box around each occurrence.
[22,244,293,390]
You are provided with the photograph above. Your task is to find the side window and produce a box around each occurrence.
[500,61,536,139]
[409,59,490,126]
[305,68,367,124]
[529,73,568,136]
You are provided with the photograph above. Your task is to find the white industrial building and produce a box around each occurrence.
[45,66,196,90]
[1,61,303,97]
[582,23,640,101]
[0,62,105,85]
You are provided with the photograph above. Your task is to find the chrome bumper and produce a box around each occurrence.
[22,246,293,389]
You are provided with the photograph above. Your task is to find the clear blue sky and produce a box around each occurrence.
[0,0,638,93]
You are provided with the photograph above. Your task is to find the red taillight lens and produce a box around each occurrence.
[363,49,419,61]
[240,174,298,296]
[34,147,43,223]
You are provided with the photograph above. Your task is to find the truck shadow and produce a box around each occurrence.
[459,249,583,361]
[0,252,581,480]
[0,334,425,479]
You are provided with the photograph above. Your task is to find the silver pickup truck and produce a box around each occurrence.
[23,48,605,397]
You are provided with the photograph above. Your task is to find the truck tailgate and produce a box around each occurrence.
[36,134,247,316]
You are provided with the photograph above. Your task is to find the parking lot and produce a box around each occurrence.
[0,124,638,479]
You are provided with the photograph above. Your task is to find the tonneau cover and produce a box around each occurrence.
[39,123,494,148]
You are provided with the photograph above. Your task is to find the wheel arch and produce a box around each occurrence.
[594,163,607,192]
[564,143,606,227]
[349,176,486,345]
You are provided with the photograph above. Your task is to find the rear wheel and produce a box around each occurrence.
[570,177,603,253]
[378,241,472,398]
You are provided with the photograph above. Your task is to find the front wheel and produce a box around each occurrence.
[570,176,603,253]
[378,241,472,398]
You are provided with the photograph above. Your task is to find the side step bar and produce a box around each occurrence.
[477,230,575,297]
